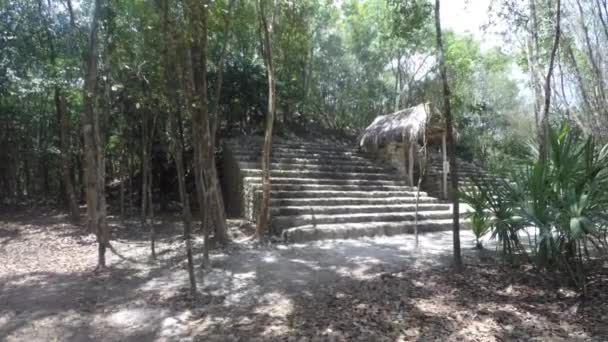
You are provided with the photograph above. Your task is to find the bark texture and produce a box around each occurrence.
[538,0,562,162]
[81,0,108,268]
[38,0,80,223]
[164,0,197,294]
[256,0,276,239]
[435,0,462,270]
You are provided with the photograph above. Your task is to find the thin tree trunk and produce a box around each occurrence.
[557,54,571,119]
[435,0,462,271]
[210,0,237,146]
[165,7,197,291]
[567,44,597,131]
[148,163,156,260]
[129,153,134,215]
[171,113,197,292]
[149,115,157,260]
[525,37,542,130]
[38,0,80,223]
[187,0,210,267]
[538,0,562,162]
[141,117,149,230]
[207,0,236,247]
[141,113,157,260]
[81,0,107,269]
[413,135,428,248]
[120,151,125,221]
[56,89,80,223]
[304,32,314,102]
[576,0,607,105]
[595,0,608,40]
[528,0,543,131]
[256,0,276,240]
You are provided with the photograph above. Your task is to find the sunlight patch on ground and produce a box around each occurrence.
[106,308,169,328]
[287,258,321,270]
[254,291,293,318]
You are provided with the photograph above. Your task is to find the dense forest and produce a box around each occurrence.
[1,0,608,340]
[0,0,547,205]
[5,0,608,203]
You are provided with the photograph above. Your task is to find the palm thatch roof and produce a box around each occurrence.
[359,103,447,150]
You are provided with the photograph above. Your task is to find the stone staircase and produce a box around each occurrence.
[423,153,506,199]
[221,138,455,242]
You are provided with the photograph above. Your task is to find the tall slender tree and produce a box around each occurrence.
[210,0,237,146]
[435,0,462,270]
[37,0,80,224]
[538,0,562,162]
[186,0,230,267]
[162,0,197,295]
[81,0,109,269]
[256,0,276,239]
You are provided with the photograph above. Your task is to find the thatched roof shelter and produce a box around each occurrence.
[359,103,447,150]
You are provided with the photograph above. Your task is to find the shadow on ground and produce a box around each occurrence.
[0,207,606,341]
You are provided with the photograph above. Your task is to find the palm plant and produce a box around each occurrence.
[507,125,608,294]
[465,125,608,294]
[459,180,490,249]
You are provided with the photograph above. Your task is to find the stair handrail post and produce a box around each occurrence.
[442,132,448,199]
[408,143,415,186]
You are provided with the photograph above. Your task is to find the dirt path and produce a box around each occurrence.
[0,208,606,341]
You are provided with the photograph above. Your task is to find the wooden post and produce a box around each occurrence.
[408,144,415,187]
[442,133,448,199]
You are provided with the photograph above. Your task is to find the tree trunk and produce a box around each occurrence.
[164,1,198,290]
[170,108,197,293]
[575,0,606,105]
[162,23,197,288]
[596,0,608,40]
[187,0,229,258]
[435,0,462,271]
[538,0,562,162]
[81,0,107,269]
[256,0,276,240]
[187,0,211,267]
[38,0,80,223]
[210,0,237,146]
[148,164,156,260]
[567,44,597,131]
[527,0,543,131]
[413,134,428,248]
[141,113,156,260]
[56,85,80,223]
[120,151,125,221]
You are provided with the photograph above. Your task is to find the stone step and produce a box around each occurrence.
[232,154,377,167]
[273,145,356,153]
[272,210,453,229]
[426,175,503,184]
[428,168,492,175]
[265,189,428,199]
[270,196,440,207]
[273,144,359,154]
[226,143,359,154]
[241,169,401,181]
[248,183,417,193]
[238,161,388,174]
[425,179,500,186]
[428,172,491,178]
[271,203,450,216]
[282,219,457,242]
[230,147,365,159]
[243,176,410,187]
[231,151,371,163]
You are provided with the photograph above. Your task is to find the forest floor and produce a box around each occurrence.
[0,207,607,341]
